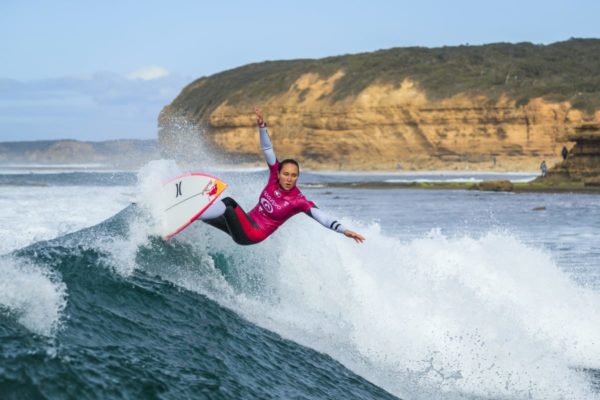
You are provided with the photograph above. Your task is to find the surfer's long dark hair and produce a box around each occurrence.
[278,159,300,173]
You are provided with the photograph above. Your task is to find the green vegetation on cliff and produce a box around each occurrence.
[166,38,600,121]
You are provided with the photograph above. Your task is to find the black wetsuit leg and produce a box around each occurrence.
[202,197,259,246]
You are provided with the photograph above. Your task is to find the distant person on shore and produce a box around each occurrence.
[562,146,569,160]
[540,160,547,177]
[194,108,365,245]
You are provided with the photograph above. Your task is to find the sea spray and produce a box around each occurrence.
[135,159,182,233]
[0,186,132,255]
[0,257,67,336]
[158,115,225,167]
[244,224,600,399]
[168,220,599,399]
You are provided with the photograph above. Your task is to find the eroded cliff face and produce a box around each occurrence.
[159,71,600,171]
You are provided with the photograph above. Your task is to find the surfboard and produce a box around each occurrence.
[159,173,227,240]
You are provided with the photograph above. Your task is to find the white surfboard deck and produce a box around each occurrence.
[159,173,227,240]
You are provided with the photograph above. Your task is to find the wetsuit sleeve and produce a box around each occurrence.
[306,206,347,234]
[258,122,277,166]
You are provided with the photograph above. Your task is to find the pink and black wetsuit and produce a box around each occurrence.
[246,160,316,241]
[201,123,347,245]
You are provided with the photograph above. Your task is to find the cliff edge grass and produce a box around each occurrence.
[165,38,600,120]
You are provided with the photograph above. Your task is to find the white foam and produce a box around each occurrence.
[242,225,600,399]
[91,159,184,276]
[164,220,600,400]
[134,159,182,237]
[0,257,67,336]
[0,185,134,255]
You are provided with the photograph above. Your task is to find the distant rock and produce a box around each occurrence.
[542,123,600,184]
[584,177,600,187]
[0,139,159,168]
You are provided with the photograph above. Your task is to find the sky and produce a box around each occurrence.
[1,0,599,141]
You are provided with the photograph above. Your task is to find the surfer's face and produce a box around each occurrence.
[277,163,299,191]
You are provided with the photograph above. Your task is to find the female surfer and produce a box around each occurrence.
[197,108,365,245]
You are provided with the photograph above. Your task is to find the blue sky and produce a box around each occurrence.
[1,0,599,141]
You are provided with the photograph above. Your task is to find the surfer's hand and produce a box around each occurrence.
[344,229,365,243]
[255,107,265,126]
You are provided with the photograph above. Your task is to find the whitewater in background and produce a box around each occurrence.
[1,161,600,400]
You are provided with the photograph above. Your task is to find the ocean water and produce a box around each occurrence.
[1,161,599,400]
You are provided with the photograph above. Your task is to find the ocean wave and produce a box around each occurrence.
[122,159,600,400]
[72,203,598,399]
[3,204,396,400]
[6,159,596,399]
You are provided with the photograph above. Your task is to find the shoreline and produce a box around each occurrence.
[0,161,539,174]
[315,180,600,194]
[4,162,597,194]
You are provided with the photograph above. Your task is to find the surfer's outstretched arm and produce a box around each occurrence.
[307,207,365,243]
[255,107,277,166]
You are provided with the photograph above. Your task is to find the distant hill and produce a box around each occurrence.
[0,139,159,168]
[159,39,600,171]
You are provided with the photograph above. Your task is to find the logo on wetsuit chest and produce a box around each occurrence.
[260,191,290,214]
[260,198,273,213]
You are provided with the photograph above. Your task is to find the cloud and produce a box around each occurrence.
[126,66,170,81]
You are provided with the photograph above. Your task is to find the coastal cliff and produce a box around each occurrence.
[159,39,600,171]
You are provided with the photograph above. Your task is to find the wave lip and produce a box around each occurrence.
[0,257,67,336]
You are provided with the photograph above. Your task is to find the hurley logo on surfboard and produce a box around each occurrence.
[159,173,228,240]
